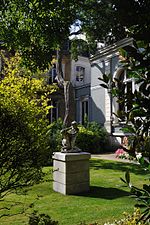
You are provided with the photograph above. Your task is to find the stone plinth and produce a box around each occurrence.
[52,152,91,195]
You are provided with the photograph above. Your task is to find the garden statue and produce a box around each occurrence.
[61,121,81,153]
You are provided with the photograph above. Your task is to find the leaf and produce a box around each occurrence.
[125,171,130,185]
[111,88,118,96]
[119,48,127,59]
[100,83,108,89]
[29,203,34,208]
[139,208,150,222]
[113,77,120,82]
[120,177,127,185]
[98,77,104,81]
[135,203,147,208]
[103,74,110,83]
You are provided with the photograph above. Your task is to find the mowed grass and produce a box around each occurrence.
[0,158,149,225]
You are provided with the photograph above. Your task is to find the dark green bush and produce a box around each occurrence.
[76,122,110,154]
[45,120,111,157]
[0,103,46,196]
[45,118,63,164]
[28,211,58,225]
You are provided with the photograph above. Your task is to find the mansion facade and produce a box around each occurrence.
[0,38,134,145]
[50,38,133,145]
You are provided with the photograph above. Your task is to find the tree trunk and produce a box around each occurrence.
[56,50,75,127]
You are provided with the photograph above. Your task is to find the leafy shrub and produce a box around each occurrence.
[81,209,148,225]
[28,211,58,225]
[104,208,148,225]
[121,171,150,224]
[44,120,110,155]
[45,118,63,164]
[76,122,110,154]
[39,116,111,157]
[0,53,55,196]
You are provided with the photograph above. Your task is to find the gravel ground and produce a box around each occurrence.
[91,153,136,163]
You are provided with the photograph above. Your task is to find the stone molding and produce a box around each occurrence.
[90,38,133,62]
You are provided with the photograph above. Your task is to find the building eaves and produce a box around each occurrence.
[90,38,133,62]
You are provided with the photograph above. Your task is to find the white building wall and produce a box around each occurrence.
[90,38,133,142]
[70,56,91,87]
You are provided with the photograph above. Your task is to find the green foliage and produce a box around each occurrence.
[80,0,150,44]
[118,42,150,224]
[40,118,109,157]
[1,0,149,71]
[104,208,148,225]
[71,39,89,60]
[70,38,96,61]
[46,118,63,159]
[0,0,82,70]
[76,121,110,153]
[0,54,55,197]
[79,0,117,44]
[99,41,150,224]
[120,43,150,159]
[121,171,150,224]
[81,208,148,225]
[99,41,150,159]
[28,211,58,225]
[39,119,110,156]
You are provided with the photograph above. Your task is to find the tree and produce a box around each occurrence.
[0,0,82,70]
[99,41,150,160]
[1,0,150,128]
[75,0,150,159]
[0,0,87,127]
[1,0,149,127]
[0,53,55,197]
[1,0,150,67]
[79,0,150,45]
[121,42,150,161]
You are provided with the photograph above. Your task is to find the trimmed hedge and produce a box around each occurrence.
[76,122,110,154]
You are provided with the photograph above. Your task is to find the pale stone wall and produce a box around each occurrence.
[53,152,91,195]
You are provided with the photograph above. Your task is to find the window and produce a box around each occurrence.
[49,101,58,123]
[75,66,85,82]
[0,56,2,71]
[117,71,126,113]
[81,99,88,124]
[116,70,134,120]
[49,64,57,84]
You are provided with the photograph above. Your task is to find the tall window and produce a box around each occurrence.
[49,64,57,84]
[0,56,2,71]
[49,100,58,123]
[116,70,134,120]
[81,99,88,124]
[76,66,85,82]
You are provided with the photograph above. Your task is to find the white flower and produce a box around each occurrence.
[136,152,142,160]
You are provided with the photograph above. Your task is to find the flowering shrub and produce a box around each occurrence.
[115,149,129,159]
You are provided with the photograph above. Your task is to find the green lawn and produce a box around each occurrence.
[0,159,149,225]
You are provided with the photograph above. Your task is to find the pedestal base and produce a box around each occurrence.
[52,152,91,195]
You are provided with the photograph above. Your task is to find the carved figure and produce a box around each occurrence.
[61,121,80,152]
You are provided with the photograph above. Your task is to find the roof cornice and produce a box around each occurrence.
[90,38,133,62]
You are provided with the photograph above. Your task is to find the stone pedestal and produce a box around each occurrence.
[53,152,91,195]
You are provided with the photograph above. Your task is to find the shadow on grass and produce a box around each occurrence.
[77,186,130,199]
[90,159,148,175]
